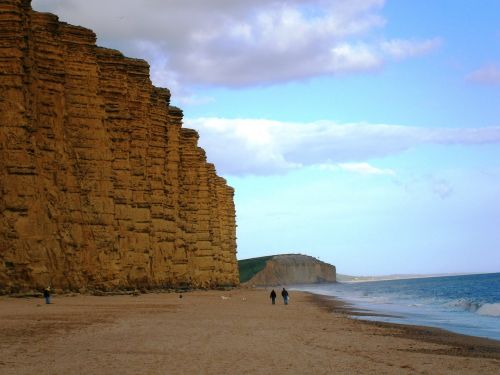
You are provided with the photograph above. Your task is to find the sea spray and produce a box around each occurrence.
[477,303,500,317]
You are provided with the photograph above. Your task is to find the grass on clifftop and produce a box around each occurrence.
[238,256,274,283]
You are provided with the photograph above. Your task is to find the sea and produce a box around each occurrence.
[292,272,500,341]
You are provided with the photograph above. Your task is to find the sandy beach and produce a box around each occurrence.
[1,288,499,375]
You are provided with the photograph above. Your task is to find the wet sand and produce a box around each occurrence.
[0,288,499,374]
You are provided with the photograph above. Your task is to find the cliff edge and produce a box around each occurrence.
[240,254,336,286]
[0,0,238,293]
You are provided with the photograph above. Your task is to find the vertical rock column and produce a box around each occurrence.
[179,128,200,285]
[122,58,153,286]
[147,87,173,285]
[59,23,114,287]
[27,12,77,289]
[166,107,187,285]
[0,0,37,289]
[96,47,132,287]
[193,148,216,285]
[206,163,223,283]
[226,185,239,284]
[217,179,239,285]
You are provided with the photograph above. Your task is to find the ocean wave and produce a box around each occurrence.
[476,303,500,317]
[447,299,500,317]
[446,298,481,311]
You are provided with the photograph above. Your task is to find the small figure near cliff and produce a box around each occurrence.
[43,286,51,304]
[281,288,289,305]
[270,289,277,304]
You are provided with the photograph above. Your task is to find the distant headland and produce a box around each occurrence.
[239,254,336,286]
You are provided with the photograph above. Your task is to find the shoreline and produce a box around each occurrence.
[307,292,500,360]
[291,277,500,344]
[1,289,499,374]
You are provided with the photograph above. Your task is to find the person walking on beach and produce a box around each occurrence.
[270,289,277,305]
[281,288,289,305]
[43,286,51,304]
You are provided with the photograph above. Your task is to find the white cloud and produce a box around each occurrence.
[317,161,395,176]
[32,0,440,92]
[338,162,395,175]
[380,38,442,60]
[328,43,382,72]
[186,117,500,176]
[466,64,500,85]
[317,162,395,176]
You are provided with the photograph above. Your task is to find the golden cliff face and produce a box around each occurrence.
[0,0,239,293]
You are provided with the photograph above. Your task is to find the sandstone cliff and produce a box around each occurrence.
[241,254,336,286]
[0,0,239,293]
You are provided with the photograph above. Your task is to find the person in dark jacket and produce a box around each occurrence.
[43,286,51,304]
[270,289,277,305]
[281,288,289,305]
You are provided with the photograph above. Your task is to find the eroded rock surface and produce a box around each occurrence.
[0,0,239,293]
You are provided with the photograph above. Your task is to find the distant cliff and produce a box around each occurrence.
[0,0,239,293]
[239,254,336,286]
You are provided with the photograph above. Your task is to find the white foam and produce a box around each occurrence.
[476,303,500,317]
[446,299,481,312]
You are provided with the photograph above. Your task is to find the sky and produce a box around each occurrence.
[32,0,500,276]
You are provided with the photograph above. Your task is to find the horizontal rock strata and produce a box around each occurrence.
[0,0,239,293]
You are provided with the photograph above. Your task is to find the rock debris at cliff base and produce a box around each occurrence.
[0,0,239,293]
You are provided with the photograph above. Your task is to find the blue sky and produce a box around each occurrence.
[33,0,500,275]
